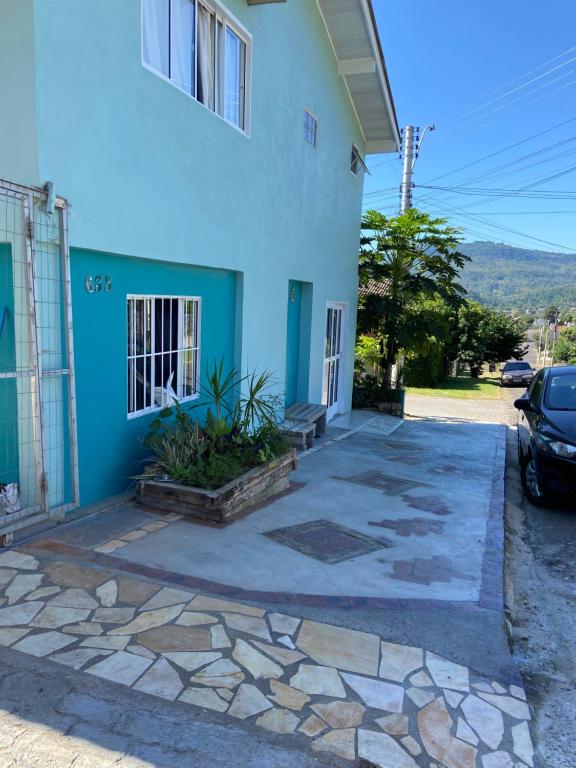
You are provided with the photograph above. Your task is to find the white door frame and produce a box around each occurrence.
[322,301,348,421]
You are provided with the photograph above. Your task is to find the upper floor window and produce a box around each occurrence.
[304,110,317,147]
[142,0,250,132]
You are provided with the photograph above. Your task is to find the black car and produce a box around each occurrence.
[515,366,576,506]
[500,360,534,387]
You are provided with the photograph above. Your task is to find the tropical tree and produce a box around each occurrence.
[554,327,576,365]
[358,209,468,386]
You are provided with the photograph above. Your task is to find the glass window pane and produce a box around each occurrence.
[224,27,245,127]
[145,299,152,354]
[135,299,145,355]
[142,0,169,77]
[128,359,135,413]
[304,111,317,146]
[127,300,134,357]
[215,21,224,114]
[170,0,195,95]
[184,299,196,348]
[197,5,216,110]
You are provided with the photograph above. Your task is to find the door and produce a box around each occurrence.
[285,281,302,407]
[322,302,347,421]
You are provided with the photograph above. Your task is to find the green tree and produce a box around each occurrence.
[554,327,576,365]
[560,308,576,324]
[456,301,528,377]
[358,209,468,386]
[545,304,560,324]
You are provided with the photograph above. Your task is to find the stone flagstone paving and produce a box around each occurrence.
[0,548,535,767]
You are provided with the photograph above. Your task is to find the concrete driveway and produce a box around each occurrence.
[36,411,505,608]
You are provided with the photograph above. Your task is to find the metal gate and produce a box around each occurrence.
[0,178,78,539]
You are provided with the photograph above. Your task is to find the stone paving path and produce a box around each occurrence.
[0,547,535,767]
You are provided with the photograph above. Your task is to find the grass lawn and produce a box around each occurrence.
[406,373,504,400]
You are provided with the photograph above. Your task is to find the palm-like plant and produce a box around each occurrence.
[359,208,469,386]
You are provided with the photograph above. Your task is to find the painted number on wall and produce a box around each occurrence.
[85,275,112,294]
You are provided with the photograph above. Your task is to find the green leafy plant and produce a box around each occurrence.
[137,360,290,490]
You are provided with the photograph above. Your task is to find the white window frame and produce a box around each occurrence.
[304,109,318,147]
[141,0,252,136]
[127,294,202,419]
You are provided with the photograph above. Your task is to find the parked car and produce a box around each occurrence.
[515,366,576,506]
[500,361,535,387]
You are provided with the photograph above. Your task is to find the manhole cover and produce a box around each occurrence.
[264,519,388,564]
[335,470,425,496]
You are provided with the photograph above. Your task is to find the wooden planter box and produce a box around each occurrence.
[136,450,297,524]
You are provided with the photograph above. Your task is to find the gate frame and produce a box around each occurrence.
[0,177,79,538]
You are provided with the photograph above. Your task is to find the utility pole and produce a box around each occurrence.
[537,322,544,366]
[399,124,436,215]
[399,125,415,214]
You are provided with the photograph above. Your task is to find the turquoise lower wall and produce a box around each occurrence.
[0,244,18,485]
[70,248,238,506]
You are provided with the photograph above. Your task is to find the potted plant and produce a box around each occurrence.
[136,362,295,523]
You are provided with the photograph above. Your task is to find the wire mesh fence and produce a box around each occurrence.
[0,179,77,538]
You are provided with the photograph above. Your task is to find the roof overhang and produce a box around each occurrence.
[316,0,400,155]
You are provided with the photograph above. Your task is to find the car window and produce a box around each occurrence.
[504,362,531,371]
[528,372,544,406]
[546,373,576,411]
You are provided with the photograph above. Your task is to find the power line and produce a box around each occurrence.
[415,137,576,209]
[458,58,576,127]
[460,66,576,130]
[420,187,576,199]
[421,116,576,186]
[424,198,576,252]
[442,210,576,215]
[452,45,576,120]
[462,77,576,137]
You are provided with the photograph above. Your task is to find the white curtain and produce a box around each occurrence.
[171,0,195,95]
[197,5,215,110]
[142,0,169,77]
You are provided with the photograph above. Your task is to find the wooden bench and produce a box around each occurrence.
[285,402,327,437]
[278,420,316,451]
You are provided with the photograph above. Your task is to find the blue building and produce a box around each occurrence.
[0,0,398,532]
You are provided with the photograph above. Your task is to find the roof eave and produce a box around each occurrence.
[316,0,401,155]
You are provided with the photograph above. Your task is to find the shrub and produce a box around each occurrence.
[138,361,290,490]
[403,344,445,387]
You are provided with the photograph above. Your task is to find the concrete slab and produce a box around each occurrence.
[44,415,504,605]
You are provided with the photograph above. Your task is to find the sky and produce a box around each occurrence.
[366,0,576,254]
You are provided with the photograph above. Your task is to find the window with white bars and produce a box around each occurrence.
[142,0,250,132]
[127,296,200,417]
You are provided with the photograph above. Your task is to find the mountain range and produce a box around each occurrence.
[458,241,576,311]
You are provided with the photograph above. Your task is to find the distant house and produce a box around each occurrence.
[0,0,399,529]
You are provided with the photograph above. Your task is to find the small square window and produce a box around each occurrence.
[304,110,317,147]
[350,145,369,176]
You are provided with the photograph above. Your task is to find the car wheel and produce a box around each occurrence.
[520,453,549,507]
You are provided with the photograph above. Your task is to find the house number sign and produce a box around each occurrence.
[84,275,112,293]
